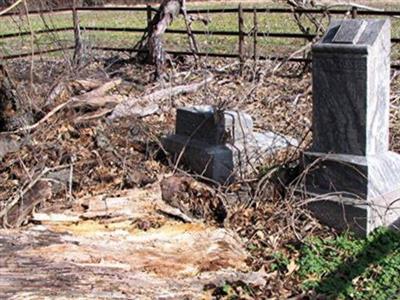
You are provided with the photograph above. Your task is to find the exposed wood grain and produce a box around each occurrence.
[0,183,266,299]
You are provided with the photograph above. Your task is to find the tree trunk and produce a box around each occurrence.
[139,0,182,78]
[72,0,82,67]
[0,65,32,132]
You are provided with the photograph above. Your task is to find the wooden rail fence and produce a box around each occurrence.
[1,4,400,68]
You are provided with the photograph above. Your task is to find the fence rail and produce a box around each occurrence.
[4,26,400,44]
[2,6,400,16]
[0,27,74,39]
[1,4,400,68]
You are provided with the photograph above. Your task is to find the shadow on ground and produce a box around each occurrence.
[313,226,400,299]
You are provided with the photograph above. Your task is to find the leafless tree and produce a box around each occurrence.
[135,0,198,79]
[287,0,326,33]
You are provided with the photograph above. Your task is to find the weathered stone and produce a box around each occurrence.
[163,106,297,183]
[312,19,390,156]
[175,106,253,145]
[304,152,400,235]
[163,134,234,183]
[332,19,367,44]
[303,19,400,236]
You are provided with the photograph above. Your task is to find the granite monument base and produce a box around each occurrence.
[303,151,400,236]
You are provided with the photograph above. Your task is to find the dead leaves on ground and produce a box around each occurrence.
[161,175,228,224]
[0,57,328,299]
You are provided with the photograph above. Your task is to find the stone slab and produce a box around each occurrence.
[176,106,253,145]
[175,107,226,145]
[319,19,388,47]
[311,53,368,155]
[306,195,369,236]
[332,20,367,44]
[163,131,297,184]
[306,195,400,236]
[164,106,298,183]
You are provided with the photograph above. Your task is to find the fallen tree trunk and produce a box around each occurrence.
[70,79,122,108]
[109,75,213,120]
[0,65,32,132]
[3,76,212,133]
[0,183,266,298]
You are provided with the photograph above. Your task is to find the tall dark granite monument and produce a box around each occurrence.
[304,19,400,236]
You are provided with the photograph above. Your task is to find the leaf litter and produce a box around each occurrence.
[0,54,400,299]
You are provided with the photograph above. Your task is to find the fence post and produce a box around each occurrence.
[351,6,358,19]
[72,0,82,67]
[253,7,258,62]
[147,4,152,36]
[238,4,244,75]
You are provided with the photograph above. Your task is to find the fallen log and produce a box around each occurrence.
[2,76,212,134]
[0,183,266,298]
[109,75,213,120]
[70,79,123,108]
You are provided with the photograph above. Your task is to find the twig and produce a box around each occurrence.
[72,0,82,67]
[74,108,114,123]
[2,99,73,134]
[181,0,199,59]
[0,165,68,221]
[68,162,74,202]
[272,42,312,74]
[0,0,23,16]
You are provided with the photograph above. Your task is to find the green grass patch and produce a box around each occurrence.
[0,4,400,59]
[296,228,400,299]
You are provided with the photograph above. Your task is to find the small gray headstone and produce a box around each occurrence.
[303,19,400,236]
[163,106,297,183]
